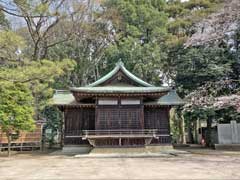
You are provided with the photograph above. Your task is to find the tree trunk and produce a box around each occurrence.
[33,42,40,61]
[6,132,11,157]
[194,119,199,144]
[40,41,48,60]
[206,118,212,147]
[95,64,99,80]
[187,124,194,144]
[180,115,186,144]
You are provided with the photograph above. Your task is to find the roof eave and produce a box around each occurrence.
[69,87,171,94]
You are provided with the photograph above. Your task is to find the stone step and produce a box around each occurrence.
[90,147,146,154]
[62,145,92,154]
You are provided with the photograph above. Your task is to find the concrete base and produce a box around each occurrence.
[215,144,240,151]
[145,144,173,153]
[62,145,92,154]
[75,152,172,158]
[61,144,188,157]
[90,145,176,154]
[75,145,189,158]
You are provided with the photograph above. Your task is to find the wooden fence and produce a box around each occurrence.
[0,122,44,151]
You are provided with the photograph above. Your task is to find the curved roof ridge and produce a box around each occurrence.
[88,60,153,87]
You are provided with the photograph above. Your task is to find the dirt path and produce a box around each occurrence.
[0,152,240,180]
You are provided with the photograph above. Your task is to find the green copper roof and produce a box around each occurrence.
[52,90,76,105]
[53,89,184,106]
[70,86,170,94]
[52,61,183,106]
[88,61,153,87]
[145,90,185,106]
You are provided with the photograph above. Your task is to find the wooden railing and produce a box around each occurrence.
[65,129,170,138]
[82,129,158,137]
[65,130,83,138]
[64,129,171,145]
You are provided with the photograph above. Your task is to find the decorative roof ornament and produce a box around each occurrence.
[116,59,124,66]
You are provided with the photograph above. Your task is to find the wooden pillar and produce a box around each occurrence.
[119,138,122,146]
[40,123,44,151]
[61,108,65,148]
[140,97,144,129]
[95,97,99,130]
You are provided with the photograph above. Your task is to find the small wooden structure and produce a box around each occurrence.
[53,61,184,148]
[0,120,44,151]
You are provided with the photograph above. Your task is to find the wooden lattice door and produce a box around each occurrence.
[96,106,142,130]
[119,107,142,129]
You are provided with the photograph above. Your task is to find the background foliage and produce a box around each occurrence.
[0,0,239,146]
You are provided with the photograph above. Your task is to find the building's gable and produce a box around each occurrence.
[96,69,143,87]
[88,61,153,87]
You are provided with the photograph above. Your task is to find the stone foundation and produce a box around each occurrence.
[62,145,92,154]
[90,144,173,154]
[145,144,173,153]
[215,144,240,151]
[62,144,176,155]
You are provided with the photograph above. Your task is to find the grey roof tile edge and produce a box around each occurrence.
[70,86,170,93]
[144,90,185,106]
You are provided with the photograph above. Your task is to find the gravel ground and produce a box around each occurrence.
[0,149,240,180]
